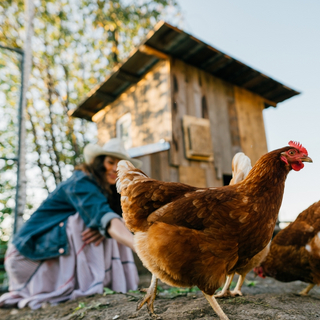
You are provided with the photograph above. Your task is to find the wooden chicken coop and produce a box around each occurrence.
[71,22,300,188]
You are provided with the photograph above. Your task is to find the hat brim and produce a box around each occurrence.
[84,144,142,168]
[96,151,142,169]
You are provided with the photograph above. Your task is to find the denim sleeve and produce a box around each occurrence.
[99,212,122,238]
[65,173,121,236]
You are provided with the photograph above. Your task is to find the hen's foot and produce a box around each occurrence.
[298,292,309,297]
[230,289,243,297]
[214,289,231,299]
[298,284,315,296]
[137,274,158,316]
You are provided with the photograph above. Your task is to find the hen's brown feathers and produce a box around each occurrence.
[117,145,311,296]
[261,200,320,285]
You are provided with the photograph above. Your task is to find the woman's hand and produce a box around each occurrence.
[81,228,105,246]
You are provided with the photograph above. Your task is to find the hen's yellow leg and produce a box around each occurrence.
[299,283,315,296]
[230,274,245,297]
[214,274,234,298]
[137,273,158,315]
[203,292,229,320]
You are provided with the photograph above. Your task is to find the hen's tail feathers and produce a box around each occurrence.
[230,152,252,185]
[116,160,148,194]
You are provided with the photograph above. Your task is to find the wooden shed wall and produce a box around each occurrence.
[234,86,268,165]
[170,58,223,187]
[93,57,268,187]
[170,58,268,184]
[94,60,171,147]
[136,150,179,183]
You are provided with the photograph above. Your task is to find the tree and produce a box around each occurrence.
[0,0,180,236]
[0,49,22,240]
[14,0,35,233]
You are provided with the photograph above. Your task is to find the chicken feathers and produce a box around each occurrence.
[215,152,271,298]
[256,200,320,295]
[117,144,312,320]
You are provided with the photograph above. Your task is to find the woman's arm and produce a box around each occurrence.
[81,219,135,252]
[107,218,135,252]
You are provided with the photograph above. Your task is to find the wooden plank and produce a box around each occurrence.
[137,154,152,177]
[116,70,140,83]
[169,165,179,183]
[227,93,242,156]
[202,74,234,178]
[201,162,223,188]
[159,151,172,182]
[149,151,172,181]
[179,166,207,188]
[139,44,169,60]
[185,65,202,117]
[170,58,189,166]
[234,86,268,164]
[150,152,162,180]
[135,150,176,182]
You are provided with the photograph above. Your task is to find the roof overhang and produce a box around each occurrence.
[71,21,300,121]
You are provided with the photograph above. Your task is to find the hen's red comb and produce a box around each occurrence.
[288,141,308,155]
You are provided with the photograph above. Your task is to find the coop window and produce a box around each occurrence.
[182,115,213,161]
[116,113,132,149]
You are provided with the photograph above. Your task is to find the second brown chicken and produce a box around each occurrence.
[215,152,270,298]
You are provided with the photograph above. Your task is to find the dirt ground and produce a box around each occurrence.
[0,272,319,320]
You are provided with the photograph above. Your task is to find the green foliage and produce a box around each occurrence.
[0,49,21,241]
[157,286,200,293]
[72,301,109,318]
[0,0,180,239]
[74,302,87,311]
[103,287,116,295]
[156,285,200,299]
[245,280,257,287]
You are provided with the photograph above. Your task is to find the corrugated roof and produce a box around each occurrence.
[72,21,300,121]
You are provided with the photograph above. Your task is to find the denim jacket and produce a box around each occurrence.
[12,170,121,261]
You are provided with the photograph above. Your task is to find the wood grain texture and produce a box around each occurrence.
[182,115,213,161]
[95,60,171,147]
[234,86,268,165]
[178,165,207,188]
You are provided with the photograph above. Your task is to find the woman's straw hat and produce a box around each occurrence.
[83,138,142,168]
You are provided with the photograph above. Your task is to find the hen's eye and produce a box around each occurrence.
[288,150,295,156]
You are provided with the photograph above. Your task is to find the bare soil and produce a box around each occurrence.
[0,272,319,320]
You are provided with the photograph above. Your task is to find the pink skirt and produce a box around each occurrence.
[0,213,139,309]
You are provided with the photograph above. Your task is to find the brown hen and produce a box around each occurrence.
[116,141,312,320]
[255,200,320,296]
[215,152,271,298]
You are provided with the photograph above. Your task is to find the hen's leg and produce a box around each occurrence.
[203,292,229,320]
[299,283,315,296]
[230,273,245,297]
[137,273,158,316]
[214,274,234,298]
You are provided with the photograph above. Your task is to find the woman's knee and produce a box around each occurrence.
[5,249,39,283]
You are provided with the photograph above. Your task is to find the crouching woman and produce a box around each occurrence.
[0,138,141,309]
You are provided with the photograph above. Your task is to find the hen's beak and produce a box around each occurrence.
[301,156,313,163]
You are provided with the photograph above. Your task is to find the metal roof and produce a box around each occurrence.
[72,21,300,121]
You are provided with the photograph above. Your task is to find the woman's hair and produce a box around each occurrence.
[75,155,112,195]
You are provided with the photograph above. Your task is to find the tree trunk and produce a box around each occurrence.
[14,0,34,233]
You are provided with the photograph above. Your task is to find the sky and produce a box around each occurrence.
[177,0,320,222]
